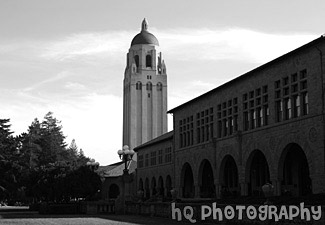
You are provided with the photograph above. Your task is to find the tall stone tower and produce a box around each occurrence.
[123,18,167,151]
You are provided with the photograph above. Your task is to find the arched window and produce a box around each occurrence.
[157,82,162,91]
[134,55,139,68]
[136,82,142,90]
[146,55,152,68]
[146,82,152,91]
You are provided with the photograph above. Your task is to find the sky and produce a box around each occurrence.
[0,0,324,165]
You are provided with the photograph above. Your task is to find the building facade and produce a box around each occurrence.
[123,18,168,151]
[136,36,325,199]
[135,131,174,200]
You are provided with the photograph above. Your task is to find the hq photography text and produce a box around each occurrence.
[171,202,322,223]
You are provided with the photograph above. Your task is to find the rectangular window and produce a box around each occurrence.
[229,117,233,135]
[250,110,255,129]
[302,92,309,115]
[234,115,238,131]
[138,155,144,168]
[275,80,281,89]
[205,126,209,141]
[158,150,163,164]
[256,107,262,127]
[283,77,289,86]
[244,112,249,131]
[291,73,298,82]
[292,95,300,118]
[300,69,307,79]
[264,105,269,126]
[276,100,282,122]
[263,85,268,93]
[223,119,227,136]
[284,98,292,120]
[201,127,205,141]
[145,154,149,167]
[165,147,172,163]
[243,93,248,101]
[275,90,281,99]
[197,128,201,143]
[210,123,214,138]
[300,80,307,90]
[150,151,156,166]
[217,121,222,138]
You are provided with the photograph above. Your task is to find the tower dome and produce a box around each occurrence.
[131,18,159,46]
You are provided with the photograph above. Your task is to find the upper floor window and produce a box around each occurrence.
[243,85,268,131]
[274,69,308,123]
[217,97,238,136]
[146,82,152,91]
[157,82,162,91]
[134,55,139,67]
[146,55,152,67]
[136,82,142,90]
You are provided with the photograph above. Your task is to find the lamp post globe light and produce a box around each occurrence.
[117,145,135,174]
[86,159,100,171]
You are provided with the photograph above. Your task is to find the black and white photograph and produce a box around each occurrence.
[0,0,325,224]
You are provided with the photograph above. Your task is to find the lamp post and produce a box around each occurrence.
[86,159,99,171]
[117,145,135,214]
[117,145,135,174]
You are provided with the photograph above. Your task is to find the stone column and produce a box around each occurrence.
[215,182,221,199]
[194,181,200,198]
[271,179,281,196]
[240,182,248,196]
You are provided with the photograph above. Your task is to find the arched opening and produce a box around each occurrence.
[181,163,194,198]
[136,82,142,90]
[157,82,162,91]
[134,55,139,68]
[108,184,120,199]
[166,175,172,198]
[158,176,164,197]
[146,55,152,67]
[279,143,311,196]
[139,178,144,191]
[146,82,152,91]
[198,159,215,198]
[145,178,150,199]
[247,150,270,196]
[220,155,239,198]
[151,177,157,196]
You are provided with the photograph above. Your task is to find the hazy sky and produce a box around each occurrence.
[0,0,324,165]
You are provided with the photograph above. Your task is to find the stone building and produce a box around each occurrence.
[134,131,174,199]
[136,35,325,199]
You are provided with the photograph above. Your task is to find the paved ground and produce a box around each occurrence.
[0,207,190,225]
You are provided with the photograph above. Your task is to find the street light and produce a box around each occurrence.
[86,159,100,171]
[117,145,135,174]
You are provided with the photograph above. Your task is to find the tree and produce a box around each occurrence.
[0,119,20,201]
[0,113,100,203]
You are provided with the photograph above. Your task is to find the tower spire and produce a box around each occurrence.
[141,18,148,31]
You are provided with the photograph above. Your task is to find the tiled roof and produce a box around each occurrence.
[103,160,137,177]
[134,131,173,151]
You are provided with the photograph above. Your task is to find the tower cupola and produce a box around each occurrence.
[131,18,159,46]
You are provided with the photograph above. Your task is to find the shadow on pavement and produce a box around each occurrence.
[0,207,188,225]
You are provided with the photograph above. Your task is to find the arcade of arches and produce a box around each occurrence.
[138,175,172,199]
[178,143,311,198]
